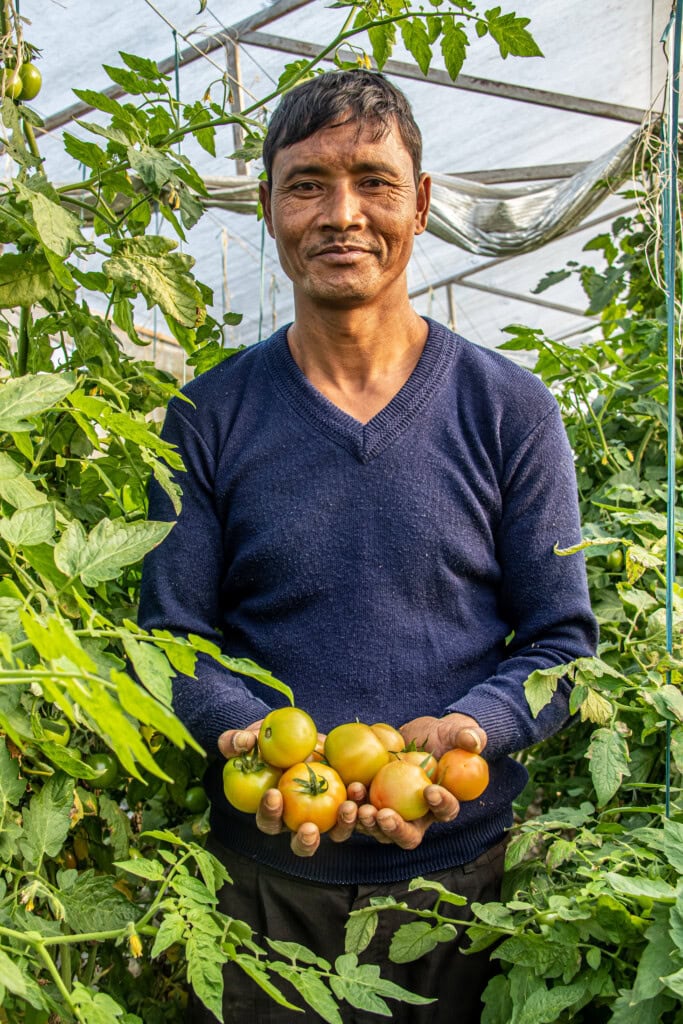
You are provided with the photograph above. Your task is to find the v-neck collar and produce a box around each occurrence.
[263,318,455,464]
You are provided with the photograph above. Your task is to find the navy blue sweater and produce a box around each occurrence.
[139,319,598,884]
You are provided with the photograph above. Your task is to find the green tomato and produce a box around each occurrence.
[183,785,209,813]
[223,752,282,813]
[2,69,22,100]
[18,62,41,101]
[258,707,318,768]
[85,752,119,789]
[606,549,624,572]
[41,718,71,746]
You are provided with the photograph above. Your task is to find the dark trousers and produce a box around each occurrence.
[188,835,507,1024]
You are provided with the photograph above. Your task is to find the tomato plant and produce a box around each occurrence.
[259,706,318,768]
[436,748,489,801]
[39,717,71,745]
[368,760,431,820]
[395,748,438,778]
[279,762,347,832]
[183,785,209,814]
[222,750,282,813]
[324,722,390,786]
[1,66,21,98]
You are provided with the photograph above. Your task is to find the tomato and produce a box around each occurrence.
[41,718,71,746]
[2,69,22,100]
[18,62,41,101]
[605,549,624,572]
[183,785,209,814]
[258,707,318,768]
[85,752,120,789]
[370,722,405,752]
[436,749,489,801]
[278,762,347,833]
[368,761,431,821]
[63,848,77,870]
[395,749,438,778]
[324,722,390,786]
[223,751,282,813]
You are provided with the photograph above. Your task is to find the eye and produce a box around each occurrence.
[362,177,389,189]
[290,180,319,193]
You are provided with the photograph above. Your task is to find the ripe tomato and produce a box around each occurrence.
[85,752,119,789]
[258,707,318,768]
[370,722,405,751]
[369,761,431,821]
[278,762,346,833]
[18,63,41,101]
[223,752,282,813]
[395,749,438,779]
[437,749,489,801]
[324,722,390,786]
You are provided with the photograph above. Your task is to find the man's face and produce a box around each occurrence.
[260,117,431,311]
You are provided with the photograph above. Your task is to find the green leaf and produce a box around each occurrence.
[270,962,342,1023]
[0,252,54,308]
[0,741,26,811]
[120,51,165,80]
[546,838,576,870]
[586,728,630,806]
[661,965,683,997]
[388,920,456,963]
[485,10,543,59]
[54,517,174,587]
[114,857,166,882]
[62,869,142,932]
[99,793,134,861]
[188,634,295,705]
[632,906,674,1001]
[122,637,174,705]
[345,907,379,954]
[15,182,89,258]
[407,876,468,904]
[17,771,73,869]
[441,20,469,79]
[524,664,562,717]
[0,372,77,431]
[0,503,55,547]
[603,872,677,901]
[0,949,28,998]
[151,911,186,958]
[103,64,165,95]
[400,18,432,76]
[186,928,229,1020]
[368,22,396,69]
[63,132,109,171]
[128,145,180,192]
[103,236,203,328]
[493,936,580,980]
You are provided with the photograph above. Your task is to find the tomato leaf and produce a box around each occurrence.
[0,371,76,432]
[345,907,379,955]
[17,772,73,869]
[54,517,174,587]
[0,252,54,308]
[586,728,630,807]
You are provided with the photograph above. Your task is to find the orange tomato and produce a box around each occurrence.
[436,749,489,801]
[278,762,347,833]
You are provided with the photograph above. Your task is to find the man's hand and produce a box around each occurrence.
[356,784,460,850]
[217,722,262,760]
[255,781,367,858]
[400,713,487,761]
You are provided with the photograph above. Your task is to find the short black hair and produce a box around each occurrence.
[262,70,422,185]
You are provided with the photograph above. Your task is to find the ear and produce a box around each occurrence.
[414,173,431,236]
[259,180,276,238]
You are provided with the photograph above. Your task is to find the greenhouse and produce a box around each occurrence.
[0,1,680,1022]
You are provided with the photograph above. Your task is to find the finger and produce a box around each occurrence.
[328,800,358,843]
[356,803,394,844]
[217,728,258,759]
[424,784,460,823]
[346,781,368,805]
[291,822,320,857]
[255,788,284,836]
[454,726,487,753]
[374,808,428,850]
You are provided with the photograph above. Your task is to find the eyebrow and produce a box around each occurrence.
[279,160,401,184]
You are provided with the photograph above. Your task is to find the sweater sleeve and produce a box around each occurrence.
[138,400,273,754]
[445,402,598,759]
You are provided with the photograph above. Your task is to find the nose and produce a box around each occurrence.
[320,182,365,232]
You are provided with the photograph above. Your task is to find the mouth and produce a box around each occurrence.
[311,244,376,262]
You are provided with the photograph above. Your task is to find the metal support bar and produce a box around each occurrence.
[448,162,589,183]
[226,40,247,175]
[239,30,648,124]
[42,0,314,133]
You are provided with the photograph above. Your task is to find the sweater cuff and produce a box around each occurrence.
[442,692,519,761]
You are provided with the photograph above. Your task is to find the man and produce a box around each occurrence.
[139,70,597,1022]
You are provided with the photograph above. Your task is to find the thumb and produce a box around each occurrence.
[454,726,486,754]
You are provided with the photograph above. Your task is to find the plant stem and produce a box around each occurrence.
[22,120,41,162]
[16,306,29,375]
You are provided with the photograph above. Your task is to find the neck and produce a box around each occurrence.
[286,297,428,423]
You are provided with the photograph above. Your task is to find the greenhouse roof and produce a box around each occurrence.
[26,0,668,366]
